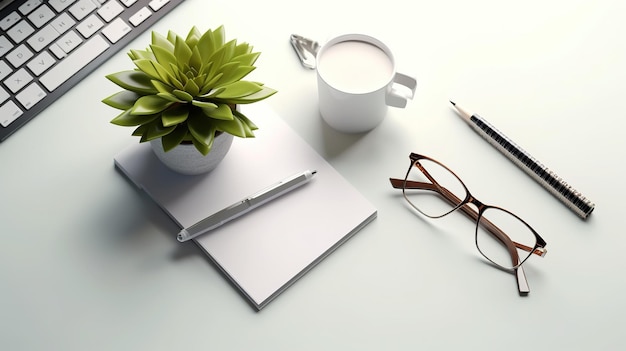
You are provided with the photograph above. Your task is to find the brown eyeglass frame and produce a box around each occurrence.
[389,153,547,295]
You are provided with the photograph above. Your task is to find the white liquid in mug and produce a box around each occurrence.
[317,40,394,94]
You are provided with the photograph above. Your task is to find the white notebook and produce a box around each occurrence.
[114,103,377,310]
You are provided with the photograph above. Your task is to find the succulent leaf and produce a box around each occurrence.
[172,89,193,101]
[132,124,147,137]
[192,74,207,91]
[152,32,174,52]
[191,137,211,156]
[106,70,157,95]
[162,105,189,127]
[150,44,178,69]
[166,30,178,45]
[196,29,216,61]
[224,85,277,104]
[157,92,184,102]
[185,26,202,47]
[133,59,161,81]
[111,109,160,126]
[207,40,236,78]
[102,91,141,110]
[233,44,254,59]
[202,103,234,120]
[167,63,185,90]
[214,81,263,99]
[234,109,259,131]
[197,25,225,61]
[131,95,173,115]
[191,100,218,110]
[215,65,255,87]
[237,114,254,137]
[152,80,173,94]
[198,61,214,79]
[212,115,247,137]
[216,66,256,85]
[200,72,223,94]
[189,47,203,72]
[188,112,217,146]
[173,36,193,69]
[183,79,200,97]
[232,52,260,67]
[161,124,188,152]
[145,118,176,141]
[128,49,155,61]
[200,87,225,99]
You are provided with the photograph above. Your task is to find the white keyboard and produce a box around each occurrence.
[0,0,186,141]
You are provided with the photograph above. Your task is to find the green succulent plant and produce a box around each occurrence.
[102,26,277,155]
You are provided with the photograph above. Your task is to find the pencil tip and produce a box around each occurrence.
[449,100,456,106]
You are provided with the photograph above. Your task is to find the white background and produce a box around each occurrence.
[1,0,624,350]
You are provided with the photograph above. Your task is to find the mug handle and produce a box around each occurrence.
[386,72,417,108]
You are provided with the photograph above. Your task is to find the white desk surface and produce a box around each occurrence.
[1,0,624,349]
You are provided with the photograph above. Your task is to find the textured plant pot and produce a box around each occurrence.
[149,132,234,175]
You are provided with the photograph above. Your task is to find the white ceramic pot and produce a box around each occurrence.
[150,132,234,175]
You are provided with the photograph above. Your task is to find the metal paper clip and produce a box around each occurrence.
[290,34,320,70]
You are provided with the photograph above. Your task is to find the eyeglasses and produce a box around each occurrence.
[389,153,547,295]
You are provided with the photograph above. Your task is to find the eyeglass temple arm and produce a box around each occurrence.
[389,178,545,258]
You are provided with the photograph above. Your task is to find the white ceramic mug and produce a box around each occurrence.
[316,33,417,133]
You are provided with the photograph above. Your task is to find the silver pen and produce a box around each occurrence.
[450,101,595,219]
[177,170,317,242]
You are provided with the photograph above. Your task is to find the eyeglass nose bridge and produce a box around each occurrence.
[465,194,487,214]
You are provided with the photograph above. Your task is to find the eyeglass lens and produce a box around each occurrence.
[476,207,537,269]
[403,158,538,270]
[402,159,467,218]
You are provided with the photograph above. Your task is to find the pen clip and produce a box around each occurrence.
[290,34,319,70]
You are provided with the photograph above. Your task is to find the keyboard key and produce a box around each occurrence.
[28,4,55,28]
[0,101,24,127]
[1,11,21,31]
[0,35,14,57]
[5,44,34,68]
[149,0,170,11]
[40,34,110,91]
[76,14,104,38]
[0,86,8,104]
[0,60,11,81]
[98,1,125,22]
[18,0,43,16]
[128,7,151,27]
[26,23,61,52]
[50,13,76,34]
[7,20,35,43]
[102,18,131,43]
[16,83,46,109]
[56,30,83,54]
[120,0,138,6]
[69,0,97,21]
[49,43,66,59]
[27,51,56,76]
[49,0,79,12]
[4,68,33,93]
